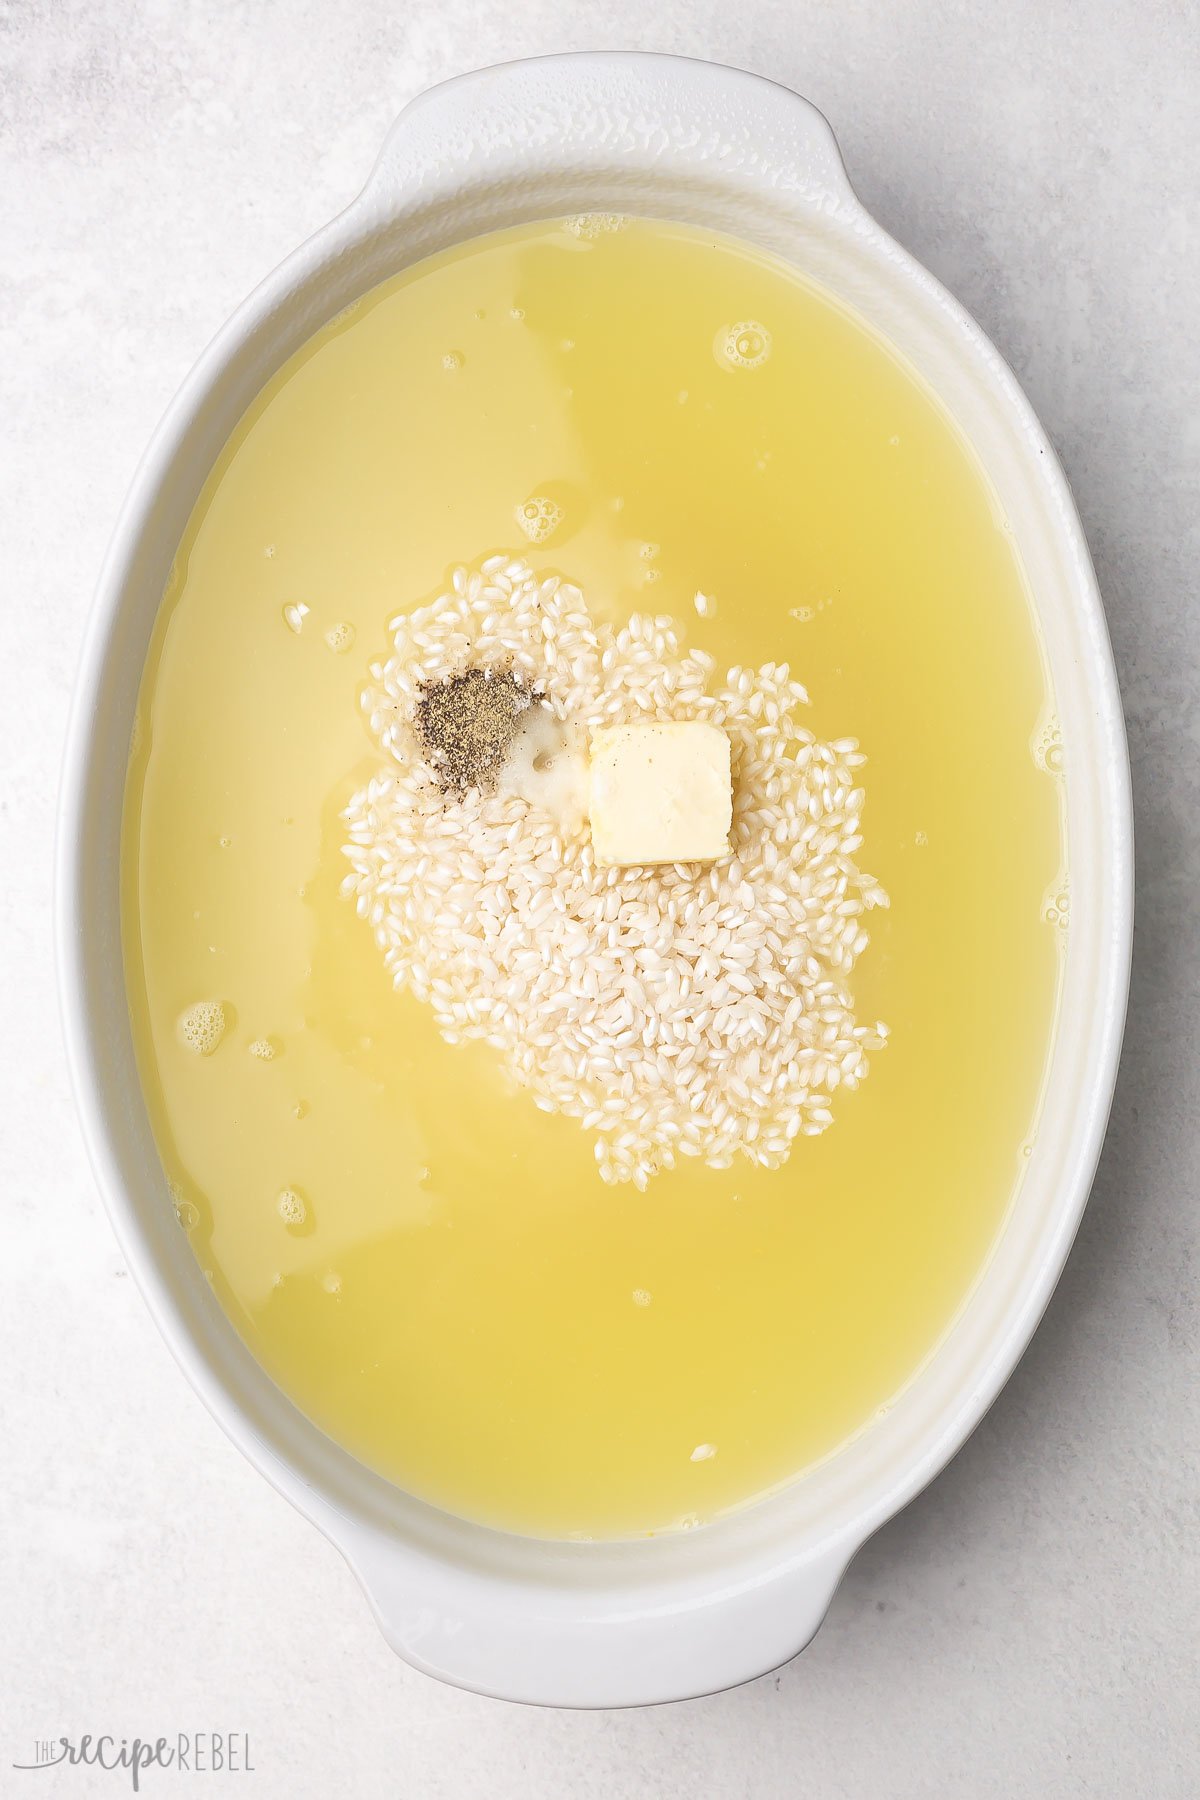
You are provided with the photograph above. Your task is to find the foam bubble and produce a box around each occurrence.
[639,542,659,561]
[788,606,813,624]
[717,319,772,370]
[276,1187,307,1227]
[563,213,628,239]
[515,496,564,544]
[169,1182,200,1232]
[1043,878,1071,930]
[282,602,309,634]
[248,1037,278,1061]
[178,1000,226,1056]
[322,1270,343,1296]
[1032,712,1064,774]
[632,1288,652,1307]
[441,351,463,371]
[324,622,355,654]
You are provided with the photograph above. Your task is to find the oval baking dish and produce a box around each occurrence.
[57,53,1131,1707]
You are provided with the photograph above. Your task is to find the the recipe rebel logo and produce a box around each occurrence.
[12,1733,254,1789]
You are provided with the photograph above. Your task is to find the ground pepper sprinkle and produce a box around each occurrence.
[414,666,534,794]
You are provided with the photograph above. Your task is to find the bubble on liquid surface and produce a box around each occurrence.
[564,212,628,239]
[639,542,659,561]
[324,622,355,655]
[441,351,463,372]
[178,1000,226,1056]
[788,605,813,624]
[170,1183,199,1232]
[717,320,772,370]
[276,1187,307,1227]
[322,1270,343,1296]
[248,1037,278,1061]
[1032,712,1064,774]
[515,496,564,543]
[282,602,309,634]
[632,1288,652,1307]
[1043,879,1071,930]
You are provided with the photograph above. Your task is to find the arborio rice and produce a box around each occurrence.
[342,556,888,1188]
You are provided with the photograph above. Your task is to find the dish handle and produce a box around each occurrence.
[333,1512,851,1707]
[358,52,859,220]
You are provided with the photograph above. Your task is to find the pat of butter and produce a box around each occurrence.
[589,722,732,866]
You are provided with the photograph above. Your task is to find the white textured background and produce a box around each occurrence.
[2,3,1198,1795]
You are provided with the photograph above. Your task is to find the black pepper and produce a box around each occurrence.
[414,666,536,794]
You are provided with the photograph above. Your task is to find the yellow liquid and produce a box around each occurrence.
[123,218,1063,1538]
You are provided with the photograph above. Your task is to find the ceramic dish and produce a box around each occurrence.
[57,53,1131,1706]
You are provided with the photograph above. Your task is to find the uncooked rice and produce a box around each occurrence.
[342,556,888,1189]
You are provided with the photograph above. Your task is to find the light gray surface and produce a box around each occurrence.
[2,2,1197,1795]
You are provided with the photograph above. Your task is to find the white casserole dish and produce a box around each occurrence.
[56,52,1132,1707]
